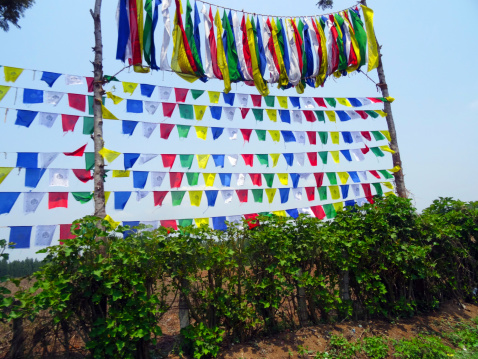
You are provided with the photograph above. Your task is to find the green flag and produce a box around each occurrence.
[255,129,266,141]
[327,172,337,185]
[323,203,337,219]
[318,186,328,200]
[252,108,264,121]
[191,89,204,99]
[85,152,95,170]
[371,131,386,141]
[263,173,274,188]
[185,0,205,77]
[186,172,199,186]
[365,110,379,118]
[318,151,328,164]
[334,14,347,72]
[370,147,385,158]
[222,10,241,82]
[177,125,191,138]
[171,191,186,206]
[378,170,394,180]
[372,183,383,196]
[252,189,263,203]
[83,117,94,135]
[180,154,194,169]
[143,0,153,65]
[349,9,367,67]
[178,218,193,227]
[256,154,269,167]
[179,104,194,119]
[88,96,105,115]
[318,132,328,145]
[324,98,336,107]
[264,96,275,107]
[72,192,94,204]
[315,111,325,123]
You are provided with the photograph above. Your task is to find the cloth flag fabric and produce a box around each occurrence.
[35,225,56,246]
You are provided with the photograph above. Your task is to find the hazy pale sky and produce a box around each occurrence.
[0,0,477,259]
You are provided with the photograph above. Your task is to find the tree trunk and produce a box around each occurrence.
[361,0,407,198]
[91,0,106,218]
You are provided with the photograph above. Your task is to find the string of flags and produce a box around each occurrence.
[114,1,382,96]
[4,192,398,249]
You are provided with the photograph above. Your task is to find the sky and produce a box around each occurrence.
[0,0,477,260]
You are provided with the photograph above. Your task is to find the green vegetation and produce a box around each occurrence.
[0,196,477,358]
[0,257,44,278]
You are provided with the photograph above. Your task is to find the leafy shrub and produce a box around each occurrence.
[392,335,453,358]
[181,322,224,359]
[361,336,389,358]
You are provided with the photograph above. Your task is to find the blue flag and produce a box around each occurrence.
[286,208,299,219]
[126,99,143,113]
[15,110,38,128]
[122,221,140,238]
[336,111,351,121]
[25,168,46,188]
[222,92,235,106]
[340,150,352,162]
[41,72,61,87]
[205,190,219,207]
[0,192,20,214]
[342,131,353,144]
[340,185,350,199]
[124,153,140,169]
[283,153,294,167]
[219,173,231,187]
[211,127,224,140]
[133,171,149,189]
[210,106,222,120]
[140,84,156,97]
[9,226,32,248]
[212,154,225,168]
[279,110,290,123]
[279,188,290,203]
[348,171,361,183]
[23,89,43,104]
[290,173,300,188]
[281,131,296,143]
[17,153,38,168]
[289,96,301,108]
[122,121,138,136]
[212,216,227,231]
[115,191,132,210]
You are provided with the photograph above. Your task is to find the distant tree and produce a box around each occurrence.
[316,0,334,10]
[0,0,35,31]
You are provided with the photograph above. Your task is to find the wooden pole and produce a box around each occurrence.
[361,0,407,198]
[91,0,107,218]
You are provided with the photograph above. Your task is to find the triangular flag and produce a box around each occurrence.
[122,82,138,95]
[101,104,118,120]
[4,66,23,82]
[0,167,14,185]
[0,85,10,102]
[99,147,121,163]
[270,154,280,167]
[196,154,210,169]
[194,105,207,120]
[64,144,87,157]
[208,91,220,103]
[189,190,203,206]
[195,126,208,140]
[265,188,277,204]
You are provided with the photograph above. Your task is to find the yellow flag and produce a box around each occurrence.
[375,110,387,117]
[112,170,130,177]
[196,154,210,169]
[195,217,209,228]
[385,97,395,103]
[265,188,277,204]
[329,186,340,200]
[214,10,231,93]
[384,191,396,197]
[337,98,352,107]
[337,172,350,184]
[4,67,23,82]
[268,130,281,142]
[271,19,289,88]
[106,92,124,105]
[266,109,277,122]
[331,132,340,145]
[0,167,13,185]
[330,151,340,163]
[315,18,328,87]
[389,165,401,173]
[325,111,336,122]
[380,145,395,154]
[203,173,216,187]
[104,214,120,229]
[380,130,391,142]
[361,5,379,72]
[99,147,121,163]
[189,190,203,206]
[101,104,118,120]
[277,96,288,109]
[382,182,394,190]
[333,201,343,212]
[194,105,207,120]
[246,16,269,96]
[272,210,287,217]
[195,126,208,140]
[277,173,288,186]
[208,91,220,103]
[270,153,280,167]
[122,82,138,95]
[105,192,112,205]
[0,85,10,102]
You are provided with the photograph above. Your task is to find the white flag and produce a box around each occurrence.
[356,197,368,207]
[144,101,160,115]
[301,97,315,109]
[346,110,361,120]
[292,188,303,200]
[262,17,279,83]
[158,86,172,101]
[235,173,246,186]
[151,172,166,187]
[227,154,238,166]
[357,97,372,106]
[351,131,364,143]
[49,169,69,187]
[236,93,249,107]
[300,173,311,181]
[294,131,306,145]
[226,215,242,225]
[350,149,365,162]
[225,107,236,121]
[39,112,58,128]
[136,191,149,201]
[24,192,45,214]
[292,110,302,123]
[233,12,253,81]
[228,128,238,140]
[295,153,305,166]
[305,18,320,78]
[221,190,234,204]
[284,20,301,86]
[39,152,59,168]
[65,75,84,85]
[351,184,361,197]
[201,4,215,78]
[160,0,172,71]
[358,171,368,182]
[298,207,313,216]
[138,154,158,165]
[35,225,56,246]
[45,91,63,106]
[142,122,157,138]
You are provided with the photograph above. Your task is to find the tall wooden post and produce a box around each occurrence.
[91,0,107,218]
[361,0,407,198]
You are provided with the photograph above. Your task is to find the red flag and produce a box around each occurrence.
[311,205,326,220]
[173,0,198,73]
[236,189,248,203]
[240,128,252,143]
[313,172,324,187]
[367,97,383,103]
[64,144,87,157]
[72,169,93,183]
[128,0,142,65]
[241,154,253,167]
[249,173,262,187]
[303,111,316,122]
[356,110,368,119]
[328,15,340,74]
[369,170,381,179]
[153,191,168,206]
[162,102,176,118]
[160,123,175,139]
[361,131,371,141]
[68,93,86,112]
[307,152,318,166]
[290,19,304,73]
[174,88,189,103]
[306,131,316,145]
[240,107,250,119]
[250,94,262,107]
[86,77,94,92]
[160,219,178,231]
[62,114,80,133]
[305,187,315,201]
[313,97,327,108]
[161,154,176,168]
[49,192,68,209]
[361,144,370,154]
[362,183,374,204]
[244,213,260,229]
[266,18,280,72]
[207,7,222,79]
[59,223,78,244]
[169,172,184,188]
